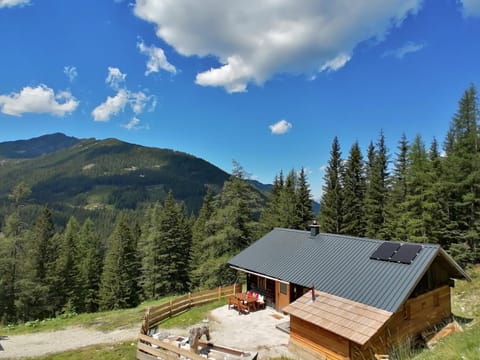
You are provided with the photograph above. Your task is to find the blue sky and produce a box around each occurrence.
[1,0,479,200]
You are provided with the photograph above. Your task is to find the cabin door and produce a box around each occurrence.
[275,281,290,311]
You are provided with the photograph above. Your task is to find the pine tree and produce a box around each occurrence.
[319,137,343,234]
[341,142,366,237]
[77,218,104,313]
[365,131,390,239]
[153,192,191,296]
[442,84,480,257]
[385,134,409,241]
[99,213,140,310]
[193,162,261,289]
[13,208,59,320]
[190,190,215,289]
[54,216,81,313]
[0,213,26,322]
[403,135,430,243]
[296,167,314,230]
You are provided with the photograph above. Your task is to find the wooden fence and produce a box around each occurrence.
[137,284,242,359]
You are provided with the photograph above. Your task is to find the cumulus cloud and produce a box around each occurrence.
[134,0,421,92]
[462,0,480,17]
[382,41,424,59]
[0,84,78,116]
[0,0,30,8]
[92,67,157,121]
[137,40,177,75]
[92,89,128,121]
[269,120,292,135]
[64,65,78,82]
[106,67,127,90]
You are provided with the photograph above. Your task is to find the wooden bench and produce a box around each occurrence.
[227,296,249,314]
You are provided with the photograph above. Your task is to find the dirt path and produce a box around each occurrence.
[0,326,139,359]
[0,305,293,359]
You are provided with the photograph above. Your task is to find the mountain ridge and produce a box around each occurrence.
[0,133,273,219]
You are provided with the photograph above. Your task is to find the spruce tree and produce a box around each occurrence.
[154,192,191,296]
[404,135,430,243]
[385,134,409,241]
[341,142,366,237]
[193,162,261,288]
[295,167,314,230]
[365,131,390,239]
[99,213,139,310]
[190,190,215,289]
[77,218,104,313]
[442,84,480,257]
[54,216,80,313]
[319,136,343,234]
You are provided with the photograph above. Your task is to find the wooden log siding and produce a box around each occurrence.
[138,284,241,359]
[380,285,451,346]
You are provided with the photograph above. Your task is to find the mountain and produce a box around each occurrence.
[0,133,81,159]
[0,135,239,218]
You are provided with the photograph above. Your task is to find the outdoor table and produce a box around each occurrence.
[235,293,258,312]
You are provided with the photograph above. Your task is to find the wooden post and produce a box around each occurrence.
[218,285,221,300]
[141,307,150,335]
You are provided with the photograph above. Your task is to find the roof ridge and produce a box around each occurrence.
[318,232,441,248]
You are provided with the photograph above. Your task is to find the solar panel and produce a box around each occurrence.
[370,242,401,261]
[390,244,422,264]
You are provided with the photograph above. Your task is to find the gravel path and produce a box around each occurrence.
[0,326,139,359]
[0,305,293,359]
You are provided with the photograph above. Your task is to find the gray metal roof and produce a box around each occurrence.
[228,228,469,313]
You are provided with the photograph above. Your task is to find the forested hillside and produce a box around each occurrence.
[0,136,234,234]
[0,85,478,326]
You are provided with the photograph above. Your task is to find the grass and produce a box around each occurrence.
[406,265,480,360]
[0,296,177,335]
[28,341,137,360]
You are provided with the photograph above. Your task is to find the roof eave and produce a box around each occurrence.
[438,248,472,282]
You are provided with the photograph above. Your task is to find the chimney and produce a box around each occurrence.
[310,220,320,237]
[311,286,316,302]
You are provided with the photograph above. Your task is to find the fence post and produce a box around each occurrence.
[188,292,192,309]
[218,285,221,300]
[141,307,150,335]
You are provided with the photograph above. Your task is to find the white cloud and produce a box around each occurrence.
[0,84,78,116]
[129,90,157,114]
[269,120,292,135]
[134,0,421,92]
[64,65,78,82]
[91,89,128,122]
[137,41,177,75]
[122,117,145,130]
[106,67,127,90]
[382,41,424,59]
[0,0,30,8]
[462,0,480,17]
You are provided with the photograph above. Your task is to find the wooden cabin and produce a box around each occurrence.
[228,226,470,359]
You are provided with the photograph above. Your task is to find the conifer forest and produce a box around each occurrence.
[0,85,478,324]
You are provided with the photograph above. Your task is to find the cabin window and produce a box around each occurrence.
[280,283,288,295]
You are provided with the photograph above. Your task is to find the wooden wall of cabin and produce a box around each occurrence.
[289,316,350,360]
[356,285,452,358]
